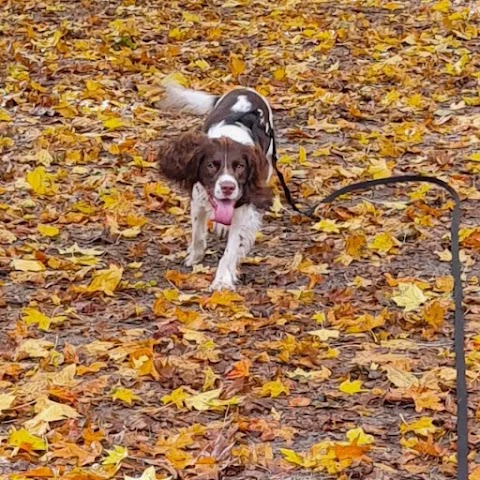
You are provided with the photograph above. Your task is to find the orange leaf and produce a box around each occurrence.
[230,54,246,77]
[226,359,251,379]
[24,467,54,478]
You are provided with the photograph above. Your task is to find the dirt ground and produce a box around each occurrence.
[1,1,480,479]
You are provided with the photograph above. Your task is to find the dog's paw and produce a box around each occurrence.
[209,269,236,291]
[185,248,205,267]
[209,279,236,291]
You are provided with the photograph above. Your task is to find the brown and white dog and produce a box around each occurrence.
[158,84,275,290]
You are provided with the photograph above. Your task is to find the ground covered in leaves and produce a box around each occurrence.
[1,0,480,479]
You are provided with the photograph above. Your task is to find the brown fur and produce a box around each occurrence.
[158,133,272,211]
[157,132,211,192]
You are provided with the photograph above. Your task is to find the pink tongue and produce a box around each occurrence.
[213,199,235,225]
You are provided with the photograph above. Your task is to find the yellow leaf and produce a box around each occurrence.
[259,379,290,398]
[86,264,123,296]
[339,378,365,395]
[168,27,184,40]
[0,393,15,414]
[307,329,340,341]
[230,54,246,77]
[111,387,140,406]
[124,466,158,480]
[22,307,52,331]
[12,259,46,272]
[38,225,60,237]
[432,0,451,13]
[368,159,391,179]
[299,146,307,165]
[392,283,427,311]
[182,12,200,22]
[194,59,210,70]
[280,448,306,467]
[368,232,397,254]
[121,226,142,238]
[384,366,418,388]
[467,152,480,162]
[27,398,79,425]
[400,417,437,436]
[273,67,286,81]
[162,387,189,409]
[16,339,54,358]
[286,366,331,383]
[422,300,445,330]
[59,243,104,256]
[9,429,46,451]
[26,166,57,195]
[103,445,128,465]
[312,219,340,233]
[346,427,375,445]
[103,117,126,130]
[161,71,188,87]
[184,389,223,411]
[0,108,12,122]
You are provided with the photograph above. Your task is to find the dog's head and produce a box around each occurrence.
[158,133,272,225]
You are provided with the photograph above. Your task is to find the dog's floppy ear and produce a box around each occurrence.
[158,132,211,192]
[241,146,273,210]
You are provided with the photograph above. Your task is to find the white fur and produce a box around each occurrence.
[214,173,240,200]
[185,183,211,266]
[207,121,255,146]
[231,95,252,113]
[209,204,262,291]
[162,84,217,115]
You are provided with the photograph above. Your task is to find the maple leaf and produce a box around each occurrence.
[258,379,290,398]
[226,359,251,379]
[103,445,128,465]
[26,166,58,195]
[22,307,67,331]
[307,328,340,341]
[339,378,366,395]
[392,283,427,311]
[9,428,47,451]
[368,232,398,254]
[230,53,246,76]
[0,108,12,122]
[162,387,189,409]
[400,417,437,436]
[184,389,241,411]
[422,300,445,330]
[124,466,160,480]
[16,339,54,359]
[111,387,140,405]
[84,264,123,296]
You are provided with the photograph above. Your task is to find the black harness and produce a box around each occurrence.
[223,108,469,480]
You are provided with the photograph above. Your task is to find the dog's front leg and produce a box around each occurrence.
[185,183,209,267]
[210,204,262,291]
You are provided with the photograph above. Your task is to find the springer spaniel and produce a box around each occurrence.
[158,84,275,291]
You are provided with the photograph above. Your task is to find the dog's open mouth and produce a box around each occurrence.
[212,199,236,226]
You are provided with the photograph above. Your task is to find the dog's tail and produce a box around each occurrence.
[162,83,219,115]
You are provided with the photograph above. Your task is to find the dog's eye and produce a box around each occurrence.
[235,163,244,171]
[207,162,218,170]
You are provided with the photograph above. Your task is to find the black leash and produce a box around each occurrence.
[276,168,469,479]
[224,107,469,477]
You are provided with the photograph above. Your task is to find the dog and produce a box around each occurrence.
[158,83,276,291]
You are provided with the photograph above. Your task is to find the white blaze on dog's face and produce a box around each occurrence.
[197,140,251,226]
